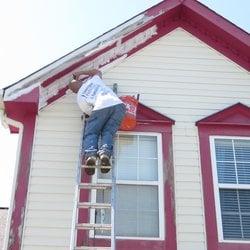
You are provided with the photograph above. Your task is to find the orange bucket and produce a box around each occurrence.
[119,96,139,131]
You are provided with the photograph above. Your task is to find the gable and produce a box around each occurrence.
[196,103,250,126]
[2,0,249,120]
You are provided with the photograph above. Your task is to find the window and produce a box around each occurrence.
[210,137,250,241]
[91,132,164,239]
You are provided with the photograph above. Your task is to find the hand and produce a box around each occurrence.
[72,73,77,80]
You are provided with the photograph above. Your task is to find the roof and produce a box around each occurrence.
[2,0,250,111]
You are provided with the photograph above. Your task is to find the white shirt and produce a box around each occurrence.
[77,75,122,115]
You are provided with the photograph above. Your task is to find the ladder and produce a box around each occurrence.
[70,119,117,250]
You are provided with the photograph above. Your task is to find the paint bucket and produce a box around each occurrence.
[119,95,138,131]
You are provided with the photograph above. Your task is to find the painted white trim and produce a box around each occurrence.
[91,132,165,240]
[2,117,23,250]
[97,180,159,186]
[94,235,163,241]
[210,136,224,242]
[218,183,250,189]
[210,135,250,243]
[157,133,165,240]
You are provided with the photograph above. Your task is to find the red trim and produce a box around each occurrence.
[46,85,68,105]
[197,103,250,250]
[4,88,39,250]
[183,0,249,43]
[39,0,249,108]
[4,1,249,115]
[77,105,176,249]
[196,103,250,125]
[42,43,117,87]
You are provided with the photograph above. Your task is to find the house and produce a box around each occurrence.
[0,0,249,249]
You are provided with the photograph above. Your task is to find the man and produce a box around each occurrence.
[68,69,126,175]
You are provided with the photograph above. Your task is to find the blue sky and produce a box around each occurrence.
[0,0,249,207]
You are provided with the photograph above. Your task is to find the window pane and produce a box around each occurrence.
[220,189,239,213]
[234,140,250,162]
[215,139,234,161]
[219,189,250,240]
[220,189,241,239]
[139,136,157,158]
[96,185,159,237]
[239,190,250,213]
[242,215,250,239]
[138,211,159,237]
[214,138,250,184]
[116,134,137,158]
[221,214,242,239]
[139,158,158,181]
[217,162,236,184]
[117,157,137,180]
[237,162,250,184]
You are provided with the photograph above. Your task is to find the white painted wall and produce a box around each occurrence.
[21,96,82,250]
[21,28,250,250]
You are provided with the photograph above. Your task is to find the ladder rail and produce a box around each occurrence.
[110,161,116,250]
[70,119,85,250]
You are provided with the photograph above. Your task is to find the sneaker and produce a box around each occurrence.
[100,154,111,174]
[83,156,97,175]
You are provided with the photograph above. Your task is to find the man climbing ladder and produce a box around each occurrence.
[68,69,126,175]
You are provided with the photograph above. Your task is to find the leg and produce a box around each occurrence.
[98,104,126,172]
[83,109,111,174]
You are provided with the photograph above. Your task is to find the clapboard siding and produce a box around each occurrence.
[22,94,82,250]
[21,28,250,250]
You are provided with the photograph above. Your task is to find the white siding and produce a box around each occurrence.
[21,95,82,250]
[21,28,250,250]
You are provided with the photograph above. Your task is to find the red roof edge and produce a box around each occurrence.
[137,102,175,124]
[196,102,250,126]
[184,0,249,43]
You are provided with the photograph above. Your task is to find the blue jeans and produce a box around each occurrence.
[83,103,126,158]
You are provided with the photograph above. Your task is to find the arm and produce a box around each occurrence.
[73,69,102,80]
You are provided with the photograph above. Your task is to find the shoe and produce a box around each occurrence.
[100,154,111,174]
[83,156,97,175]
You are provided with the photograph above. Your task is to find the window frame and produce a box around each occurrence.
[210,135,250,243]
[90,131,165,241]
[196,102,250,250]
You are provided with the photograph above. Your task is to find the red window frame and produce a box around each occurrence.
[196,103,250,250]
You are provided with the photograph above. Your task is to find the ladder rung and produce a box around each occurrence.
[76,223,111,230]
[82,165,111,169]
[78,202,111,209]
[79,183,112,190]
[75,247,111,250]
[82,165,98,169]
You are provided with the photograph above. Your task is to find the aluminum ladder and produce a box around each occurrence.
[70,119,117,250]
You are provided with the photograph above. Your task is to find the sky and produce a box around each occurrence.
[0,0,249,207]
